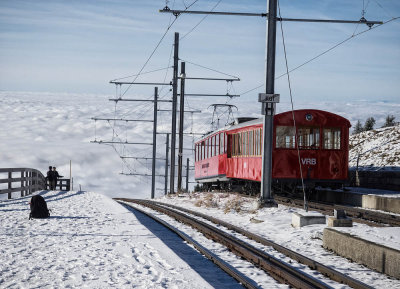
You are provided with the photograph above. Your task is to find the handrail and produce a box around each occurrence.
[0,168,46,199]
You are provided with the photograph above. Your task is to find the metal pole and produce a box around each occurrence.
[151,87,158,199]
[186,158,189,192]
[69,160,72,186]
[260,0,277,206]
[178,61,185,191]
[165,133,170,195]
[170,32,179,195]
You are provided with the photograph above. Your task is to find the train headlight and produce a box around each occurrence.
[306,113,313,121]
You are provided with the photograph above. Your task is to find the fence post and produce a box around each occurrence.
[21,171,24,197]
[8,172,12,199]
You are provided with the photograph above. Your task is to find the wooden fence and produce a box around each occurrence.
[0,168,71,199]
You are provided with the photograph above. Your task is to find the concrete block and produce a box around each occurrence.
[292,212,326,228]
[323,228,400,279]
[362,195,400,214]
[327,216,353,227]
[334,209,346,219]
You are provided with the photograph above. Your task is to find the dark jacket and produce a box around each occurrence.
[53,170,60,180]
[46,170,54,181]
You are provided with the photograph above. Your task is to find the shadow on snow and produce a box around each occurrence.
[122,203,245,289]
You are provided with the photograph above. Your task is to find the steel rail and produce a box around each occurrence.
[117,198,336,289]
[149,201,373,289]
[274,196,400,227]
[117,200,259,289]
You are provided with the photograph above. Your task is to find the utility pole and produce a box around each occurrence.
[159,2,381,210]
[177,61,186,191]
[186,157,189,192]
[259,0,278,206]
[165,133,170,195]
[151,87,158,199]
[170,32,179,195]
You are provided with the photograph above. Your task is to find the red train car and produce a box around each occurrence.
[194,109,351,192]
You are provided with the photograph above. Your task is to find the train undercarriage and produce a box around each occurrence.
[196,178,345,200]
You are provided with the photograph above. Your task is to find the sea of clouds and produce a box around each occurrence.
[1,91,399,199]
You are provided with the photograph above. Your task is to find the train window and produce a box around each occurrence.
[276,126,296,149]
[323,128,341,149]
[219,133,224,154]
[233,134,237,156]
[242,132,247,156]
[224,133,227,153]
[245,132,248,156]
[244,132,248,156]
[213,136,216,156]
[201,141,205,160]
[205,139,208,159]
[210,136,213,157]
[209,138,212,157]
[249,130,254,156]
[215,134,219,155]
[254,129,260,155]
[298,127,320,149]
[233,133,241,157]
[213,135,216,156]
[234,133,238,156]
[209,138,212,158]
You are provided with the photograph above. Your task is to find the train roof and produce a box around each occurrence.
[195,109,350,144]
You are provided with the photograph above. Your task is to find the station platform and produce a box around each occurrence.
[323,226,400,279]
[313,187,400,214]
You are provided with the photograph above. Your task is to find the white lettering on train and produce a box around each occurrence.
[301,158,316,165]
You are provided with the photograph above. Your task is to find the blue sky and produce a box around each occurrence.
[0,0,399,103]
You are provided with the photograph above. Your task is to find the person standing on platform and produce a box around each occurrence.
[52,167,61,190]
[46,166,54,190]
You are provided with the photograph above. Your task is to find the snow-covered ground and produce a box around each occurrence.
[0,190,245,289]
[349,124,400,168]
[1,91,399,200]
[1,190,399,288]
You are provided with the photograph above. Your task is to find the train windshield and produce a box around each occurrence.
[276,126,296,148]
[298,127,320,149]
[323,128,341,149]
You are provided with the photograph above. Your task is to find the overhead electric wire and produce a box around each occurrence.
[180,58,240,79]
[373,0,396,19]
[110,66,173,82]
[239,15,400,97]
[180,0,223,41]
[119,0,200,97]
[277,0,307,210]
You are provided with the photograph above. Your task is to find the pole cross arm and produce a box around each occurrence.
[177,93,240,98]
[120,173,165,177]
[91,140,153,145]
[160,8,382,26]
[109,98,172,103]
[178,76,240,81]
[110,81,172,86]
[160,8,267,17]
[92,117,153,122]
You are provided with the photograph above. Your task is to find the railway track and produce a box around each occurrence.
[116,198,373,289]
[274,195,400,227]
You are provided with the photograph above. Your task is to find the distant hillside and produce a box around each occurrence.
[349,124,400,168]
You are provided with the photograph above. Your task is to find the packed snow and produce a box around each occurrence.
[0,190,245,289]
[1,190,400,288]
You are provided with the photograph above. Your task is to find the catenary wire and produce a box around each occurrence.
[120,0,201,97]
[239,15,400,97]
[277,0,307,210]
